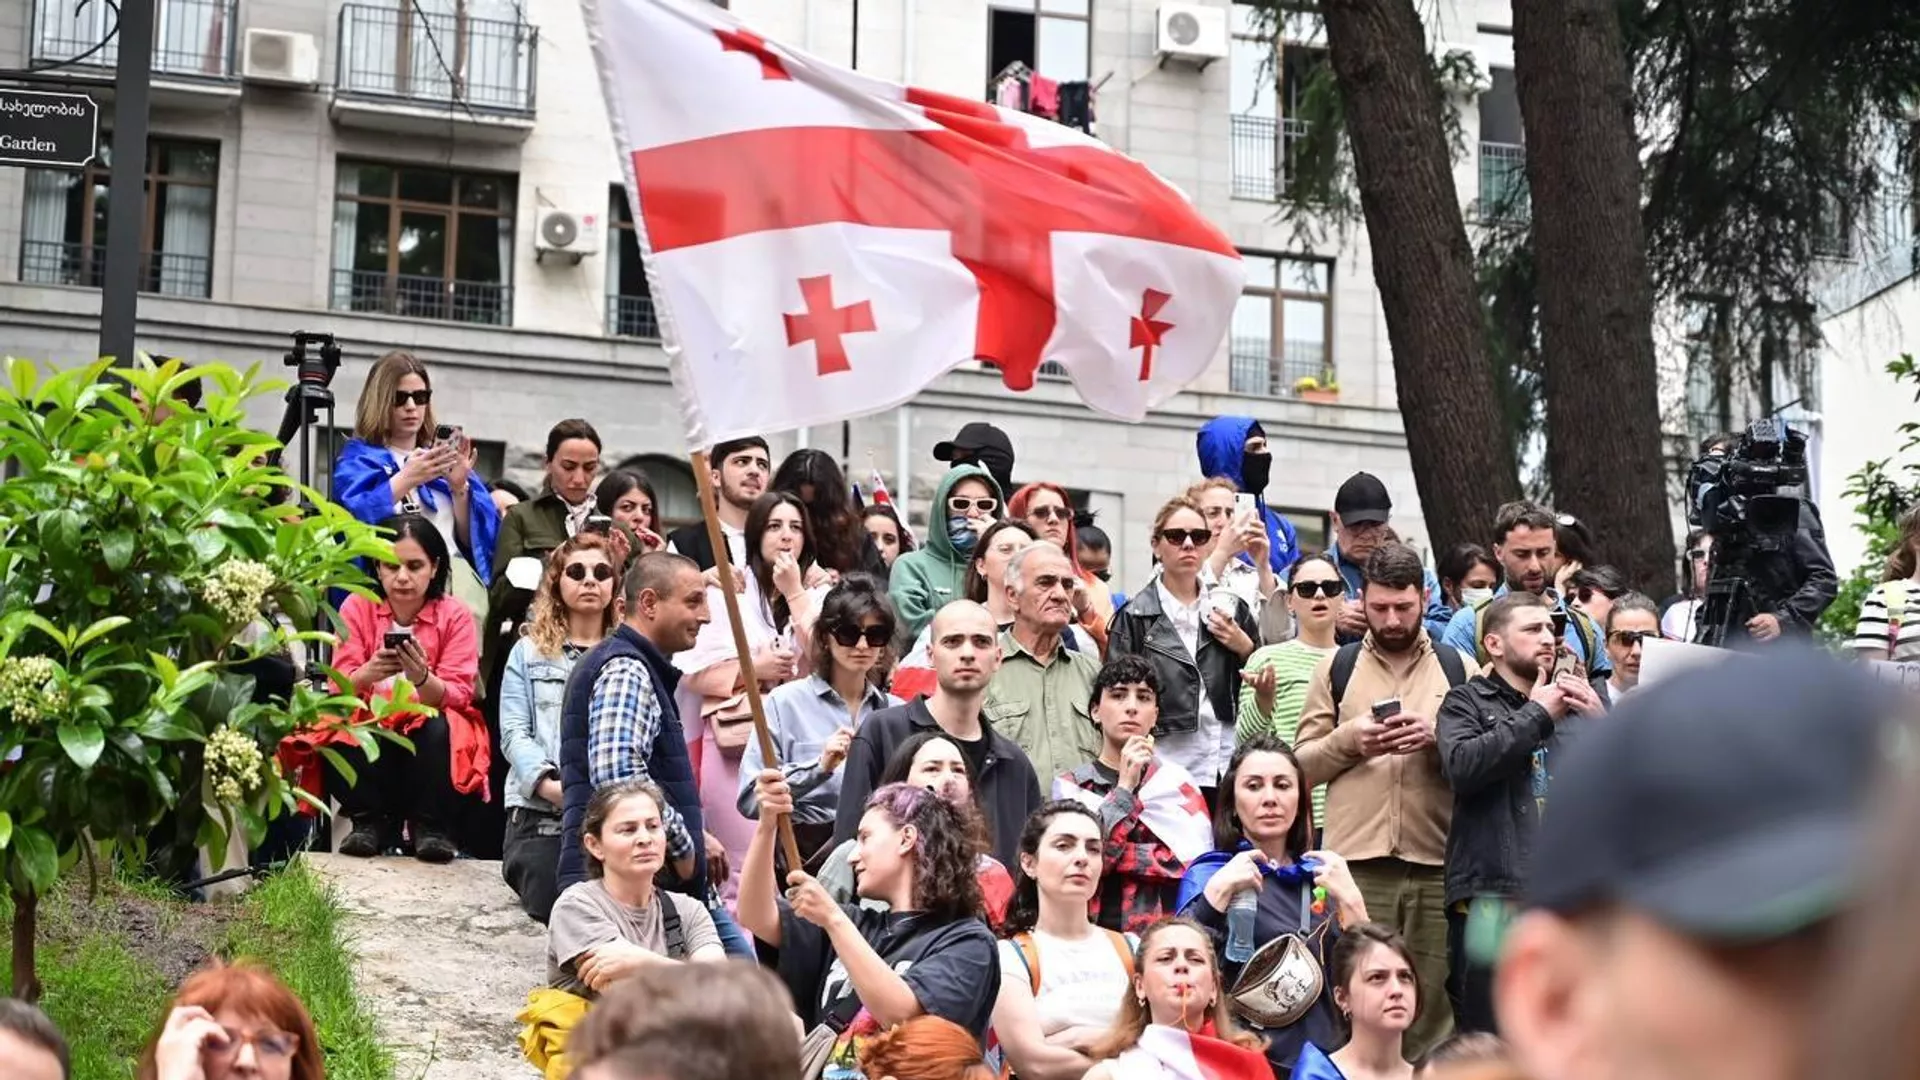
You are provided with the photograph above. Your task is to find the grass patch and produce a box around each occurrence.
[2,860,394,1080]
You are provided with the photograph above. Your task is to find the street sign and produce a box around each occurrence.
[0,88,100,169]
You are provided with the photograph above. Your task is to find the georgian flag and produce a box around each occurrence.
[1054,759,1213,865]
[580,0,1245,448]
[1118,1025,1275,1080]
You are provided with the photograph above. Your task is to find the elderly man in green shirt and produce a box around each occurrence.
[984,541,1103,787]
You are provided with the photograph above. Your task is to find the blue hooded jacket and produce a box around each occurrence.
[1196,416,1299,574]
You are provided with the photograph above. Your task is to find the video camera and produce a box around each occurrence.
[1686,418,1810,539]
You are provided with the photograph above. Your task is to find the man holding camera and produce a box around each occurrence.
[1436,592,1604,1034]
[1691,430,1838,644]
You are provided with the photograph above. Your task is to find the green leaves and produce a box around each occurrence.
[55,721,104,769]
[10,826,57,890]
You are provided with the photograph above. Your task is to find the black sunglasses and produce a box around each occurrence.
[1157,527,1213,548]
[1092,568,1112,583]
[831,623,890,648]
[1608,629,1655,646]
[392,389,432,407]
[1027,505,1072,522]
[564,562,615,582]
[1291,580,1343,599]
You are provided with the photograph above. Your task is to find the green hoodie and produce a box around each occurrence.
[887,464,1004,638]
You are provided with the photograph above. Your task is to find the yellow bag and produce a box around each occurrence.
[518,987,591,1080]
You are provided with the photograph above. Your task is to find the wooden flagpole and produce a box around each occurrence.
[689,450,804,873]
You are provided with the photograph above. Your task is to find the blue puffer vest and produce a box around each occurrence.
[555,623,705,894]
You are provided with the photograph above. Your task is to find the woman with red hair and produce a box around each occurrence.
[139,961,323,1080]
[857,1016,997,1080]
[1008,482,1111,655]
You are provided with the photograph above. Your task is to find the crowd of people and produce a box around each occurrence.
[10,349,1920,1080]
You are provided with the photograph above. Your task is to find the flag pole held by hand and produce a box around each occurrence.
[691,449,804,873]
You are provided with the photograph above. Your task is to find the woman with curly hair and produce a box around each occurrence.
[740,774,1001,1080]
[499,533,619,922]
[857,1016,996,1080]
[1082,917,1270,1080]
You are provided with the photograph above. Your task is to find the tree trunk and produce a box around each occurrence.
[1320,0,1520,554]
[11,885,40,1002]
[1513,0,1675,591]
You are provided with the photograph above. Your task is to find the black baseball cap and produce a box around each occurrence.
[1527,647,1900,941]
[933,422,1014,465]
[1333,472,1392,527]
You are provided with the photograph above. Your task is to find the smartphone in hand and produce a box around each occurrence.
[1234,493,1258,519]
[383,629,413,651]
[1371,698,1402,722]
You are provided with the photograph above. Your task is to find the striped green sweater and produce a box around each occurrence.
[1235,638,1336,828]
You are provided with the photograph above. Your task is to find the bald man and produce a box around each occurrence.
[831,601,1041,865]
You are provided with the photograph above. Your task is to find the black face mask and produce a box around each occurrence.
[1240,451,1272,497]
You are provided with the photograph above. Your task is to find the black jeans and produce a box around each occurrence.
[502,807,563,923]
[325,712,460,843]
[1446,903,1499,1035]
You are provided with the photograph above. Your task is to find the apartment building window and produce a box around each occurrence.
[1230,4,1321,201]
[336,0,535,112]
[1478,69,1528,222]
[988,0,1090,85]
[19,137,217,298]
[606,188,659,340]
[1231,253,1332,397]
[331,160,515,325]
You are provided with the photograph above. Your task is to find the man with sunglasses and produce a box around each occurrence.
[1598,593,1661,706]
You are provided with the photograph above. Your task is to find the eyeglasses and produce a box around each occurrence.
[1609,630,1655,647]
[1027,505,1072,522]
[949,496,999,514]
[208,1026,300,1061]
[392,389,432,407]
[564,562,615,582]
[1157,527,1212,548]
[1290,580,1344,599]
[830,623,891,647]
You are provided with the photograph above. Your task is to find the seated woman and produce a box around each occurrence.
[857,1016,997,1080]
[1176,735,1370,1076]
[333,349,498,622]
[988,802,1136,1080]
[677,490,833,902]
[1294,923,1420,1080]
[501,534,620,923]
[815,731,1015,928]
[325,513,487,862]
[138,961,323,1080]
[741,774,1001,1080]
[1081,918,1272,1080]
[737,574,901,867]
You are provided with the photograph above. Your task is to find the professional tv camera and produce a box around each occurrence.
[1685,419,1833,646]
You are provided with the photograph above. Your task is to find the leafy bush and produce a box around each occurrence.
[1819,354,1920,644]
[0,357,405,998]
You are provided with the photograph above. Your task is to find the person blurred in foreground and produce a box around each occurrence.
[856,1015,997,1080]
[0,999,69,1080]
[1495,648,1899,1080]
[564,961,802,1080]
[138,962,322,1080]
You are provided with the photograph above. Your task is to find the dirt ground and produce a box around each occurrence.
[46,882,239,988]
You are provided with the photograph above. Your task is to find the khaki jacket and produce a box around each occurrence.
[1293,632,1455,866]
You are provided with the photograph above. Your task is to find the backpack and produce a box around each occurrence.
[1009,929,1135,994]
[1329,639,1468,715]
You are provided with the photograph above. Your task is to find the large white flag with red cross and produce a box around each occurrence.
[580,0,1246,448]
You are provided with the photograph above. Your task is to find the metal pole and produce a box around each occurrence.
[850,0,860,69]
[98,0,156,363]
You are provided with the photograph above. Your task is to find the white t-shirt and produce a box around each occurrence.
[1153,578,1231,784]
[996,929,1133,1035]
[392,449,459,555]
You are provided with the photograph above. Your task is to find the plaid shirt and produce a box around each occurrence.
[1060,760,1188,934]
[585,656,695,862]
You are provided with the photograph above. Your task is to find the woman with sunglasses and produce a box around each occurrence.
[889,465,1004,639]
[334,349,499,621]
[500,534,620,922]
[1010,482,1113,654]
[738,575,902,867]
[1236,552,1343,831]
[1599,592,1661,706]
[1108,496,1260,796]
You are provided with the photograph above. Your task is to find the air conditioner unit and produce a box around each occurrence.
[242,29,319,87]
[1156,4,1229,68]
[535,209,602,263]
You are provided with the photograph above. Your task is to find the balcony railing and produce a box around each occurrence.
[608,292,661,340]
[30,0,237,78]
[1478,142,1529,222]
[332,269,512,326]
[19,239,212,298]
[336,3,538,114]
[1231,115,1308,202]
[1229,339,1329,397]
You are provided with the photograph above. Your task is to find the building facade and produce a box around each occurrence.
[0,0,1522,585]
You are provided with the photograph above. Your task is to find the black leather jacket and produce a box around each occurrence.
[1106,580,1259,738]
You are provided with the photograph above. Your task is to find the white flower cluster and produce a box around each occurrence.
[198,560,277,626]
[0,655,65,723]
[205,725,266,805]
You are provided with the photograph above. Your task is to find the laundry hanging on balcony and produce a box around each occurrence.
[989,61,1096,134]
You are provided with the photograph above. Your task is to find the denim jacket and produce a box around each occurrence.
[500,637,584,813]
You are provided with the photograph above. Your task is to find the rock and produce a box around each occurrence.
[307,854,545,1080]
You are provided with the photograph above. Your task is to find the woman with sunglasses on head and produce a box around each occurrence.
[500,534,620,923]
[1010,482,1113,654]
[1108,496,1260,798]
[738,575,902,867]
[1236,552,1343,831]
[141,961,322,1080]
[334,350,498,621]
